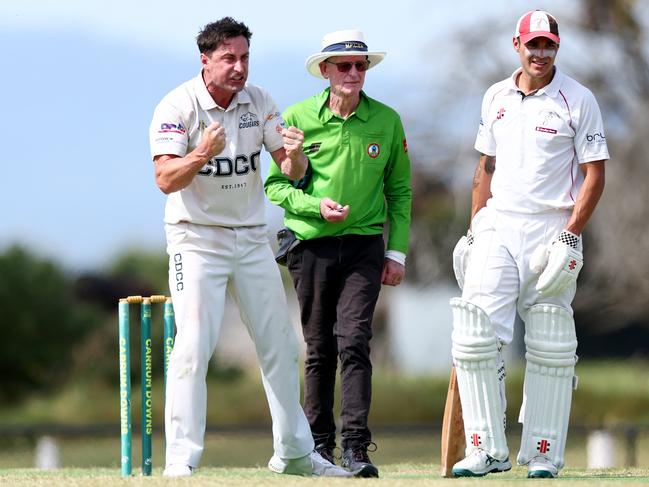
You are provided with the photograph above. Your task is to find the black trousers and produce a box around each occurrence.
[287,233,384,450]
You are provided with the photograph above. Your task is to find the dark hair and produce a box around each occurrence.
[197,17,252,54]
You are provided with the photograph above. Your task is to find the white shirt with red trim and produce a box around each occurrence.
[474,67,609,214]
[149,72,285,226]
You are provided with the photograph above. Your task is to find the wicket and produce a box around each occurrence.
[118,295,175,476]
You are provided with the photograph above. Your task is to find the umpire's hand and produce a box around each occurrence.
[320,197,349,222]
[382,259,405,286]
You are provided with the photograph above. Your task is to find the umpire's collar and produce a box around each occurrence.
[317,87,370,123]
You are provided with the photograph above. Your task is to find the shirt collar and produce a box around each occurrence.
[508,66,564,97]
[316,87,369,123]
[194,71,251,111]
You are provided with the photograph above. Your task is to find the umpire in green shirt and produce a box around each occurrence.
[264,29,412,478]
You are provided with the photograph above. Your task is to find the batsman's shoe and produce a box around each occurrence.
[452,449,512,477]
[341,447,379,478]
[268,450,352,477]
[162,464,193,477]
[528,456,558,478]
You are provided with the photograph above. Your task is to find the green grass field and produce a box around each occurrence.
[2,465,649,486]
[1,361,648,484]
[2,431,649,485]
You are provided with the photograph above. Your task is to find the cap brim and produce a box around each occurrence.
[305,51,386,79]
[519,32,560,45]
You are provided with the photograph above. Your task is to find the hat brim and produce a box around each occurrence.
[519,32,560,45]
[305,51,386,79]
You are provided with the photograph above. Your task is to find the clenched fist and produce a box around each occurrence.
[199,122,226,159]
[282,126,305,161]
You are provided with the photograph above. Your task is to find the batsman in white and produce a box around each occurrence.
[450,10,608,478]
[148,17,350,478]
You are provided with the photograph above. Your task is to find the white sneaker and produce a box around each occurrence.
[268,450,352,477]
[528,456,558,478]
[452,448,512,477]
[163,464,193,477]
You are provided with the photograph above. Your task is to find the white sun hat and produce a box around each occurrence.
[305,29,386,79]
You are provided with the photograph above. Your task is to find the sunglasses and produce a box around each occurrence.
[325,60,370,73]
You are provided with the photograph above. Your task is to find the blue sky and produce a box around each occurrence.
[1,0,570,270]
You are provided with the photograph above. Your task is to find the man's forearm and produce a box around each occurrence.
[565,161,605,235]
[471,154,495,221]
[280,152,308,180]
[155,150,210,194]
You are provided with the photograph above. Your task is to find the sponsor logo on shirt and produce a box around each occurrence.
[403,138,408,153]
[197,150,261,177]
[266,111,281,121]
[535,111,559,134]
[304,142,322,154]
[496,108,506,120]
[540,111,557,125]
[367,143,381,158]
[154,136,176,143]
[586,132,606,143]
[239,112,260,129]
[159,122,186,134]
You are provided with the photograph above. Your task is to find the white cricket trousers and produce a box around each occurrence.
[462,206,579,344]
[164,222,313,467]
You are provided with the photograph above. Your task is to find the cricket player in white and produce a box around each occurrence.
[149,17,350,478]
[450,10,608,478]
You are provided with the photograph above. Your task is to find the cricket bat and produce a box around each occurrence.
[440,366,465,477]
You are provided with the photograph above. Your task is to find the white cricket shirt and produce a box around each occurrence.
[150,72,285,226]
[475,67,609,214]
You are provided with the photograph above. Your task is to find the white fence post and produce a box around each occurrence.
[34,435,61,470]
[586,430,615,469]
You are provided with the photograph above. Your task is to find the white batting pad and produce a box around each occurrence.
[517,304,577,470]
[451,298,508,460]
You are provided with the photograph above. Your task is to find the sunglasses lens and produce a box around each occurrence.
[327,60,370,73]
[338,62,369,72]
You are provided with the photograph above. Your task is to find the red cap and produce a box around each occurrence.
[515,10,560,45]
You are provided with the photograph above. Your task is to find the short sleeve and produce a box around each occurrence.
[574,91,610,163]
[474,89,497,156]
[149,100,189,159]
[261,91,285,153]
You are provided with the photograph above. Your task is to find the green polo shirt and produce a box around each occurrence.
[264,88,412,253]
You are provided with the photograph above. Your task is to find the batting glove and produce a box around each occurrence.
[533,230,583,296]
[452,229,474,290]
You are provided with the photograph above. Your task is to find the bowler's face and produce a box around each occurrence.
[201,36,249,98]
[514,36,558,82]
[320,55,367,99]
